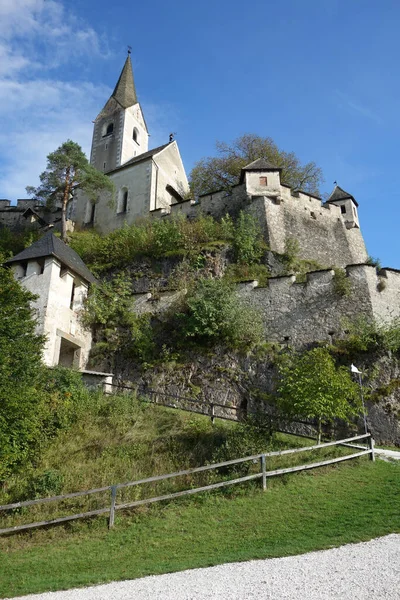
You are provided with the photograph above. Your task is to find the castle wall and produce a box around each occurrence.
[244,188,368,267]
[129,265,400,349]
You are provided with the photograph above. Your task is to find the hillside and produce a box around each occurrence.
[1,394,399,598]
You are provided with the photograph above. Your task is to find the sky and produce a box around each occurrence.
[1,0,399,267]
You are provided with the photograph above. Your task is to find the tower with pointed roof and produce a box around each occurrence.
[326,184,360,229]
[90,52,149,173]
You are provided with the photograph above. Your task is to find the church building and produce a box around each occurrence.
[73,53,189,234]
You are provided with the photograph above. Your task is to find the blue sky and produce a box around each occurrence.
[1,0,399,266]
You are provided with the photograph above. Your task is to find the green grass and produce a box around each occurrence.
[1,459,399,598]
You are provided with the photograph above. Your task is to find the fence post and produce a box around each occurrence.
[260,454,266,491]
[369,436,375,462]
[109,485,117,529]
[210,403,215,424]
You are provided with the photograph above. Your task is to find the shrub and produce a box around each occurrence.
[232,212,266,265]
[177,278,264,349]
[333,267,352,297]
[82,273,155,365]
[335,316,400,355]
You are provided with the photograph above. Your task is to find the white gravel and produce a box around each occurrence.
[10,534,400,600]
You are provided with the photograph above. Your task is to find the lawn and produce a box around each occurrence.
[1,458,399,598]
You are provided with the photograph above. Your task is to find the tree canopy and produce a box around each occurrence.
[190,133,324,197]
[276,347,361,443]
[27,140,114,241]
[0,267,46,478]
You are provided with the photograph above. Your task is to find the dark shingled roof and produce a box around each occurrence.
[106,142,172,175]
[239,158,281,183]
[112,54,137,108]
[5,232,96,283]
[326,185,358,207]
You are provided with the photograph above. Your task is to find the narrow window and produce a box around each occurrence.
[259,176,268,186]
[341,205,346,214]
[90,203,96,223]
[70,282,75,310]
[122,190,128,213]
[133,127,139,144]
[106,122,114,135]
[103,162,106,170]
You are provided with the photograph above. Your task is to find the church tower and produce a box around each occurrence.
[90,52,149,173]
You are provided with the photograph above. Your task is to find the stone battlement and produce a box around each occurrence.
[131,264,400,349]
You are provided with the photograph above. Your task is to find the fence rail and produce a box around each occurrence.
[0,433,374,536]
[108,382,318,437]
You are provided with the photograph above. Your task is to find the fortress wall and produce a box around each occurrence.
[369,268,400,322]
[237,264,400,346]
[244,188,368,267]
[129,265,400,349]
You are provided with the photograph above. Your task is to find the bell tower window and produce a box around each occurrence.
[103,122,114,137]
[133,127,140,144]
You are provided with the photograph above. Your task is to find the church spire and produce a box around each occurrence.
[111,53,137,108]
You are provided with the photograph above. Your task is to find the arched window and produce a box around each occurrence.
[133,127,139,144]
[117,188,128,214]
[103,122,114,137]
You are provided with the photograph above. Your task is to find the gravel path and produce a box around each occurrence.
[10,534,400,600]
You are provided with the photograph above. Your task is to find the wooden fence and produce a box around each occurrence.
[108,383,319,439]
[0,433,374,536]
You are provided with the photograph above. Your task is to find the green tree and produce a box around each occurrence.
[190,133,323,197]
[0,267,46,478]
[26,140,114,242]
[276,347,361,443]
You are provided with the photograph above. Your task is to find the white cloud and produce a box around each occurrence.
[335,90,383,125]
[0,1,111,200]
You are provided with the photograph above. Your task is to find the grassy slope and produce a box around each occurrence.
[1,459,399,598]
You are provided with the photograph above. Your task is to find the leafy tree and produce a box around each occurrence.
[276,347,361,443]
[26,140,114,242]
[190,133,323,197]
[0,267,46,478]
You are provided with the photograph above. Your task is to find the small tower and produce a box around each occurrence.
[90,52,149,173]
[326,185,360,228]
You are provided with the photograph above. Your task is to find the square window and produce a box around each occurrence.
[259,176,268,186]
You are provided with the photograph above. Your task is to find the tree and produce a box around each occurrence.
[276,347,361,443]
[190,133,323,197]
[0,267,46,478]
[27,140,114,242]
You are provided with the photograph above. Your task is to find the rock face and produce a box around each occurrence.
[104,346,400,446]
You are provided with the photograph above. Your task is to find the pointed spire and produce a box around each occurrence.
[111,53,137,108]
[327,185,358,206]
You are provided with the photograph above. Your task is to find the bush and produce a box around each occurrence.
[40,366,91,435]
[82,273,155,365]
[335,316,400,355]
[232,212,266,265]
[177,278,264,349]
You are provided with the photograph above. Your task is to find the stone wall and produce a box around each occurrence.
[129,264,400,349]
[150,173,368,269]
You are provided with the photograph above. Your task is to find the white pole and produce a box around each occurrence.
[358,372,368,435]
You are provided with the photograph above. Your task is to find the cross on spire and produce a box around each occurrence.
[127,45,132,55]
